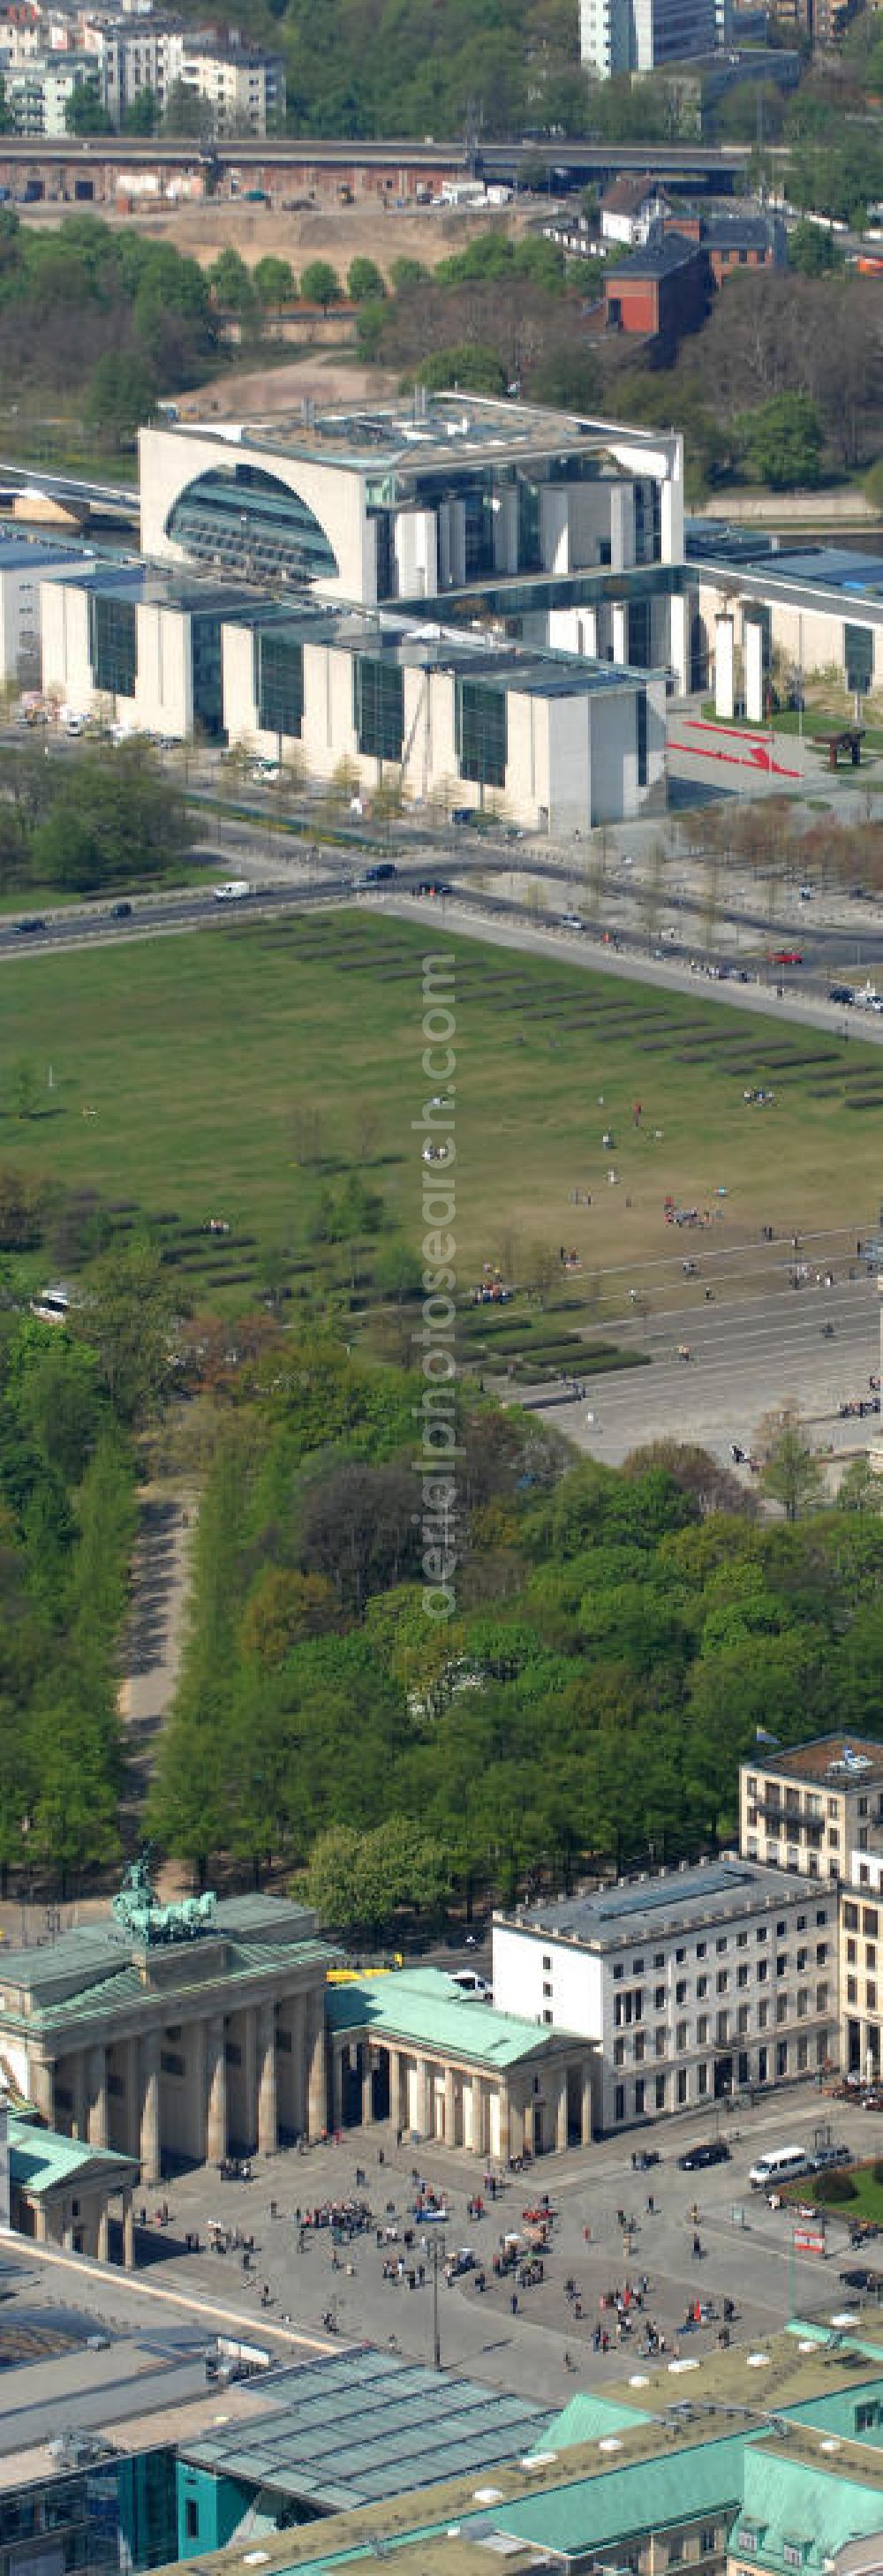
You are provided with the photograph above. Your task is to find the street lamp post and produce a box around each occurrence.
[432,2232,447,2370]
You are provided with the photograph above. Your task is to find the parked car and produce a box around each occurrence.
[840,2266,883,2291]
[676,2140,731,2172]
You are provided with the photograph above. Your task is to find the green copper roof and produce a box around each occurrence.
[8,2113,138,2197]
[489,2432,747,2556]
[325,1969,567,2069]
[732,2439,883,2575]
[546,2392,653,2448]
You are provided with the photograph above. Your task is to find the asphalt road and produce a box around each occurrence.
[528,1271,883,1470]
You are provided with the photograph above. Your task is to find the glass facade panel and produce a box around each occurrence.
[89,593,137,700]
[456,678,507,789]
[191,615,223,739]
[353,655,404,761]
[256,632,304,738]
[166,466,337,587]
[637,687,648,789]
[629,599,653,668]
[846,622,873,696]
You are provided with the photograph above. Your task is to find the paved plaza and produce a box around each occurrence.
[107,2083,883,2406]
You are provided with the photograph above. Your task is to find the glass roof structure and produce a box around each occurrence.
[177,2348,550,2512]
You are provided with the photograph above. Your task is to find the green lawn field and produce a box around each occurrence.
[2,909,881,1303]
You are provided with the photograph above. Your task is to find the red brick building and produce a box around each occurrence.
[603,232,712,351]
[662,206,787,282]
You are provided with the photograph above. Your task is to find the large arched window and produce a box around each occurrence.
[165,464,338,587]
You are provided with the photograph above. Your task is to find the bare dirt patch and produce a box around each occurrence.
[23,193,534,281]
[178,345,400,415]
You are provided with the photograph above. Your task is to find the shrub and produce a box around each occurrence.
[813,2168,857,2203]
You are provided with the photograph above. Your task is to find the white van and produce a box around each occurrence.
[749,2144,811,2191]
[450,1969,492,2000]
[213,880,252,903]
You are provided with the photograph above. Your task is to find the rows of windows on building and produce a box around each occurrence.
[743,1768,883,1874]
[0,12,285,136]
[537,1899,834,2125]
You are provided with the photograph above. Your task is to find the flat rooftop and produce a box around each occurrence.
[747,1737,883,1791]
[259,607,653,699]
[49,565,655,698]
[161,2329,883,2576]
[685,530,883,618]
[0,533,85,570]
[497,1856,821,1952]
[158,394,675,480]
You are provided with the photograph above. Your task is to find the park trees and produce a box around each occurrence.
[64,77,112,133]
[28,738,188,893]
[300,260,343,313]
[73,1239,177,1425]
[347,256,386,303]
[736,392,824,491]
[208,247,256,315]
[304,1818,449,1937]
[754,1402,824,1522]
[253,255,296,312]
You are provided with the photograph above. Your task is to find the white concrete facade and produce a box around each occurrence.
[140,422,376,604]
[42,570,666,831]
[698,570,883,706]
[494,1860,836,2133]
[138,408,685,605]
[223,618,668,831]
[0,540,81,689]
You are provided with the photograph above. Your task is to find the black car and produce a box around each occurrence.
[14,915,46,934]
[676,2139,731,2172]
[829,985,854,1005]
[109,900,132,919]
[840,2266,883,2292]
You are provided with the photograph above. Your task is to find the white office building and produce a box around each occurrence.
[493,1858,836,2134]
[41,565,668,833]
[581,0,717,76]
[139,395,685,607]
[0,534,85,686]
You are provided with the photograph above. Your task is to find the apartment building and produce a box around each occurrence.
[91,15,191,121]
[177,38,284,132]
[89,15,284,130]
[493,1857,835,2134]
[0,5,43,66]
[2,44,100,125]
[740,1736,883,1885]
